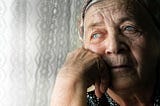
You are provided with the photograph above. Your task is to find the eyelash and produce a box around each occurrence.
[121,25,142,36]
[89,25,142,42]
[91,33,103,39]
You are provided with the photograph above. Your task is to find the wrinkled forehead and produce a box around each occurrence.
[84,0,142,18]
[85,0,131,11]
[85,0,131,17]
[80,0,160,40]
[84,0,150,25]
[84,1,129,27]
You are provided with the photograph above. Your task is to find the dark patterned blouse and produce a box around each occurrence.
[87,86,160,106]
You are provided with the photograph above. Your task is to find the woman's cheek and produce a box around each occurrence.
[84,42,106,55]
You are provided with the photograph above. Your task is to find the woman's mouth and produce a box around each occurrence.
[110,64,133,72]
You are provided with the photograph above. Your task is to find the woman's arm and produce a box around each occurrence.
[51,67,87,106]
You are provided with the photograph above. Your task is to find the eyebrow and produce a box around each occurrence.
[87,21,105,29]
[118,17,135,24]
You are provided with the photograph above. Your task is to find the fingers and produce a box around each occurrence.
[95,77,109,98]
[95,76,109,98]
[64,47,110,97]
[95,81,103,98]
[100,62,110,94]
[95,58,110,98]
[100,77,109,93]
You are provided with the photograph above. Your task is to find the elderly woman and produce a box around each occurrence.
[51,0,160,105]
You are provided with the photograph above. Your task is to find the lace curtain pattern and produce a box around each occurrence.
[0,0,82,106]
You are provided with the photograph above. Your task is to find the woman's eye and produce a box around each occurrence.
[89,32,105,43]
[123,26,137,33]
[91,33,102,39]
[121,25,142,37]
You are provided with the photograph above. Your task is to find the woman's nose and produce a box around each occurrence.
[104,31,127,55]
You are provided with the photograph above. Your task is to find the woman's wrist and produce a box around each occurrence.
[57,66,87,86]
[51,67,87,106]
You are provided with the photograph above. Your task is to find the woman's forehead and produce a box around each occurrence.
[85,0,127,16]
[84,0,134,13]
[84,0,154,30]
[81,0,160,40]
[84,7,133,29]
[84,0,138,21]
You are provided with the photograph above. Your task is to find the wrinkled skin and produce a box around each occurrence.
[51,0,160,105]
[60,48,110,97]
[83,0,160,94]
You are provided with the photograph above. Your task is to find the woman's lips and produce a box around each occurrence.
[111,65,132,68]
[110,65,133,72]
[103,54,135,72]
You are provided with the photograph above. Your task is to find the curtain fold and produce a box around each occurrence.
[0,0,82,106]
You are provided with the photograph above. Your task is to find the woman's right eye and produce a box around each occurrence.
[89,32,105,44]
[91,33,102,39]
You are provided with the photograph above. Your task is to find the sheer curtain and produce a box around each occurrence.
[0,0,82,106]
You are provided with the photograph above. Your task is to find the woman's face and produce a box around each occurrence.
[83,0,160,91]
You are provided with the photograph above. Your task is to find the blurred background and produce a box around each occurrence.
[0,0,82,106]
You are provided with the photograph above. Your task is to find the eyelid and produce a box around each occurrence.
[91,32,103,39]
[121,24,136,29]
[90,30,107,39]
[120,24,143,38]
[89,30,106,44]
[123,26,136,31]
[121,24,141,32]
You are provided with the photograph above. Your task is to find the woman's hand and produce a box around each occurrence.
[51,47,110,106]
[62,47,110,96]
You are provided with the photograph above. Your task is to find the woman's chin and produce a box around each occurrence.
[109,76,139,92]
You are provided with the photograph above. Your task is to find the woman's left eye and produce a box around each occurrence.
[120,25,143,37]
[124,26,137,32]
